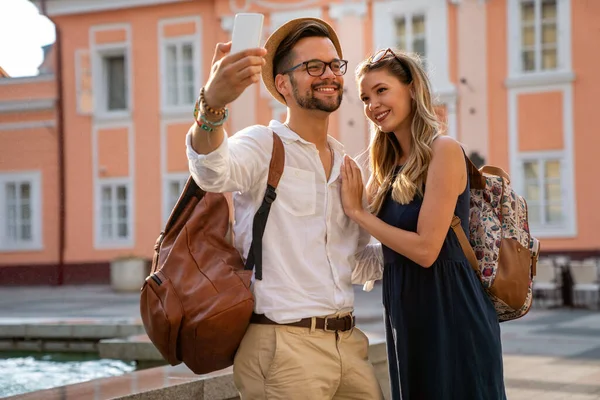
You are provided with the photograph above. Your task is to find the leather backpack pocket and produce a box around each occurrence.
[140,271,184,366]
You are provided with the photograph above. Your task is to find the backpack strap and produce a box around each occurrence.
[451,216,480,274]
[465,157,485,190]
[480,165,510,184]
[455,155,513,274]
[244,131,285,280]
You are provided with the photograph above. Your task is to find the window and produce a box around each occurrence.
[0,172,41,251]
[158,17,203,112]
[94,49,130,116]
[165,42,196,107]
[105,55,127,111]
[163,174,189,223]
[521,157,564,228]
[394,14,427,62]
[98,181,131,244]
[519,0,558,73]
[373,1,455,120]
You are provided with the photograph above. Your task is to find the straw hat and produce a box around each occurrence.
[262,17,343,105]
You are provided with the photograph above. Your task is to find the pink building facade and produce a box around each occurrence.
[0,0,597,284]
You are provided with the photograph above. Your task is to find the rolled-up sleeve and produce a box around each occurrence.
[186,125,272,193]
[352,241,383,291]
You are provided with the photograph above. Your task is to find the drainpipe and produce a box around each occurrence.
[41,0,66,286]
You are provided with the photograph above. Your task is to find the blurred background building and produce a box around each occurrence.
[0,0,598,286]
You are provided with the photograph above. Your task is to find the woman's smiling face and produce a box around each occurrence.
[358,69,413,133]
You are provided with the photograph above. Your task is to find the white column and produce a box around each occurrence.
[329,2,369,157]
[446,99,458,139]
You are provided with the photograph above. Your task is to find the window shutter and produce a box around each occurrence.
[76,49,93,115]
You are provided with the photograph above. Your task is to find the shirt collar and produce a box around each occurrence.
[268,120,346,154]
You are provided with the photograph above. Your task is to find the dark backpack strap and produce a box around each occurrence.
[244,131,285,280]
[465,156,485,190]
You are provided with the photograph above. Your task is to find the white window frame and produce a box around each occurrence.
[161,39,199,111]
[393,13,427,62]
[373,0,453,93]
[95,178,134,248]
[518,153,565,230]
[516,151,576,238]
[94,48,130,118]
[159,16,202,115]
[373,0,457,138]
[0,171,43,252]
[508,83,576,239]
[162,173,189,224]
[507,0,572,86]
[90,24,133,120]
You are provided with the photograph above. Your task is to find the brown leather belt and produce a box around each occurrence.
[250,313,355,332]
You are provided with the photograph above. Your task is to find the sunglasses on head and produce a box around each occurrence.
[368,48,413,83]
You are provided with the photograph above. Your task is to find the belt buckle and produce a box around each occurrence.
[324,315,339,332]
[324,315,353,332]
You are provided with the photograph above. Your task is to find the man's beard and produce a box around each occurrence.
[290,75,343,112]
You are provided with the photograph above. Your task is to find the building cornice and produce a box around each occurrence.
[0,99,55,113]
[0,75,55,86]
[33,0,189,17]
[329,2,367,20]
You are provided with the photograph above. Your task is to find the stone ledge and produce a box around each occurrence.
[99,334,163,361]
[0,319,144,341]
[112,339,389,400]
[117,370,240,400]
[5,339,389,400]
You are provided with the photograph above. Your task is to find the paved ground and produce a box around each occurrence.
[1,284,599,399]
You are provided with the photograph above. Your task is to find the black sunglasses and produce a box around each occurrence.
[368,49,413,83]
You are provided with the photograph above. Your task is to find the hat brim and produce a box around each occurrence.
[262,17,343,106]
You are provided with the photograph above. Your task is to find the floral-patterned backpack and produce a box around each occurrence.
[452,158,541,322]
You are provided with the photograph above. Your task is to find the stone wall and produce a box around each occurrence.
[116,340,390,400]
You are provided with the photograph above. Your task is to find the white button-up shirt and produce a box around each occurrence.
[187,120,382,323]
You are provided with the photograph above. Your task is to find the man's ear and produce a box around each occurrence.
[275,74,289,99]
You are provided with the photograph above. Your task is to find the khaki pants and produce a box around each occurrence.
[233,322,384,400]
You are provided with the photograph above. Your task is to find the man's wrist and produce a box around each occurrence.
[193,87,229,129]
[201,111,224,124]
[201,87,226,114]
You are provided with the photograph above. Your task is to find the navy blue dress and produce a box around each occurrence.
[378,167,506,400]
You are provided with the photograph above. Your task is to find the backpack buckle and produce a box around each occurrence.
[264,185,277,204]
[451,216,462,228]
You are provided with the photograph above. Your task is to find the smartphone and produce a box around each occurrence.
[230,13,264,54]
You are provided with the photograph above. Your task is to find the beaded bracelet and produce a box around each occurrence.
[200,87,226,116]
[200,109,229,127]
[193,89,229,131]
[193,101,216,132]
[195,117,215,132]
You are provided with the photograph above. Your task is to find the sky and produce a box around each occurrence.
[0,0,56,77]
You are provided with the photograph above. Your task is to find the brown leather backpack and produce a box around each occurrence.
[140,132,284,374]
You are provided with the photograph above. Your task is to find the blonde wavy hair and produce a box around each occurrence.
[356,50,442,214]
